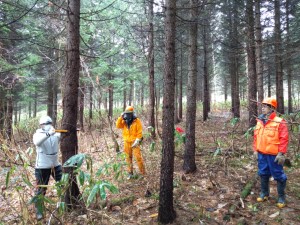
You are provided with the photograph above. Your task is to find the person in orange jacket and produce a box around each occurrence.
[116,106,145,178]
[253,97,289,208]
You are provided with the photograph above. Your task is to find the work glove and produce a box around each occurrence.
[46,127,56,136]
[131,139,141,148]
[253,151,258,160]
[274,152,285,166]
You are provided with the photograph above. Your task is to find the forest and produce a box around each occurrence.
[1,0,300,224]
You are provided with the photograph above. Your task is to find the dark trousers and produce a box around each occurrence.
[35,165,62,195]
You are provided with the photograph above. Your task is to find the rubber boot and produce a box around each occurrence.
[34,194,44,221]
[276,180,286,208]
[35,201,44,220]
[257,175,269,202]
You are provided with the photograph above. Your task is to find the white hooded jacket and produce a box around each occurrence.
[33,128,61,168]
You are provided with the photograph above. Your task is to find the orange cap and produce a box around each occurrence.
[124,106,134,113]
[262,97,277,109]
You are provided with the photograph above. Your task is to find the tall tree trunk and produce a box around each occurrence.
[203,14,209,121]
[246,0,257,128]
[60,0,81,208]
[140,84,144,107]
[274,0,284,114]
[285,0,292,113]
[108,73,113,117]
[0,93,6,132]
[123,78,127,110]
[183,0,198,173]
[129,79,133,105]
[255,0,263,114]
[89,85,93,120]
[14,102,18,125]
[148,0,156,138]
[6,93,13,141]
[158,0,177,223]
[47,74,54,118]
[53,73,58,126]
[231,0,240,118]
[33,89,37,118]
[78,85,84,132]
[28,94,32,118]
[178,43,183,120]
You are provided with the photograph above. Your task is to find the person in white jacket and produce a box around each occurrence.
[33,116,62,220]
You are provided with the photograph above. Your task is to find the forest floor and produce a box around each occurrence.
[1,109,300,225]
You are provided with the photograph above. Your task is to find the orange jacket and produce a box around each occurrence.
[116,116,143,143]
[253,112,288,155]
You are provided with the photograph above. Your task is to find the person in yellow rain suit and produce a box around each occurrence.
[116,106,145,178]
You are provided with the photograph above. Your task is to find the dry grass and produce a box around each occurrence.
[1,109,300,225]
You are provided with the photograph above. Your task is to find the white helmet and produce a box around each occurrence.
[39,116,52,125]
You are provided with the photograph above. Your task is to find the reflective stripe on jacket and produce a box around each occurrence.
[253,112,289,155]
[116,117,143,142]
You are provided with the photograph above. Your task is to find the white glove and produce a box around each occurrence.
[131,139,141,148]
[46,127,56,136]
[274,152,285,166]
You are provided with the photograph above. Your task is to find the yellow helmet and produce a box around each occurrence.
[262,97,277,109]
[124,106,134,113]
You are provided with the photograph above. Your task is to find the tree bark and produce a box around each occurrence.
[108,73,113,118]
[158,0,177,223]
[89,85,93,120]
[78,85,84,132]
[183,0,198,174]
[148,0,156,138]
[274,0,284,114]
[60,0,81,208]
[246,0,257,128]
[203,12,209,122]
[254,0,263,114]
[285,0,292,113]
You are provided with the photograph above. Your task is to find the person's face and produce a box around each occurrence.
[262,104,272,114]
[40,123,52,131]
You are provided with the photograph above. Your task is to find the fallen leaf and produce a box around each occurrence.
[149,213,158,218]
[269,211,280,218]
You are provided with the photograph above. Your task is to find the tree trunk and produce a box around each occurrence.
[183,0,198,174]
[78,85,84,132]
[60,0,81,209]
[246,0,257,128]
[228,0,240,118]
[203,15,209,122]
[255,0,264,114]
[108,73,113,118]
[14,102,18,125]
[178,43,183,120]
[53,73,58,126]
[47,74,54,118]
[285,0,292,113]
[123,78,127,110]
[158,0,177,223]
[33,89,37,118]
[274,0,284,114]
[148,0,156,138]
[6,94,13,140]
[129,79,133,105]
[89,85,93,120]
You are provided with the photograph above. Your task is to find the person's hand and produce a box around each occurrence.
[47,127,56,136]
[274,152,285,166]
[131,139,141,148]
[253,151,258,160]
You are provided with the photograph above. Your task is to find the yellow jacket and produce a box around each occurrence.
[116,116,143,142]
